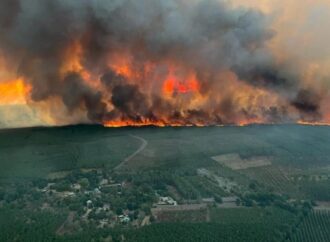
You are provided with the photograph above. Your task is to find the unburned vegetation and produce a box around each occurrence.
[0,124,330,241]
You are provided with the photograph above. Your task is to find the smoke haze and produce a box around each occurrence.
[0,0,329,127]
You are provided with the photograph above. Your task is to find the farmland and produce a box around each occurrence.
[290,210,330,242]
[0,124,330,241]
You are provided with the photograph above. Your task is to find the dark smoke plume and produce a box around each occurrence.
[0,0,323,125]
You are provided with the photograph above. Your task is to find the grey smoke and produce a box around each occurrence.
[0,0,321,124]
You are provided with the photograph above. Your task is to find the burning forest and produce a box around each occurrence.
[0,0,329,127]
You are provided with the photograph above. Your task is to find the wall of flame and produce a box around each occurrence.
[0,0,329,127]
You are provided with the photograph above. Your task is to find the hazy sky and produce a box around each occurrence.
[232,0,330,77]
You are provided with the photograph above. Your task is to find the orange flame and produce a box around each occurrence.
[60,40,91,81]
[107,52,138,80]
[0,41,329,127]
[104,119,166,127]
[0,79,31,105]
[103,119,205,127]
[163,70,200,94]
[297,121,330,126]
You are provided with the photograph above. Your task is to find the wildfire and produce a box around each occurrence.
[107,52,139,81]
[237,119,264,127]
[0,0,330,129]
[60,40,91,81]
[297,121,330,126]
[103,118,206,127]
[0,79,30,105]
[104,120,330,128]
[104,120,164,127]
[163,70,200,94]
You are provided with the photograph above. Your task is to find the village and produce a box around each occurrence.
[0,167,248,234]
[1,161,310,238]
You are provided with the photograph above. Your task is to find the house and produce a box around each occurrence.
[222,196,238,203]
[103,203,111,211]
[202,197,215,203]
[94,188,101,194]
[41,183,55,193]
[86,200,93,208]
[99,179,109,186]
[118,215,130,223]
[158,196,177,206]
[72,183,81,191]
[60,191,75,198]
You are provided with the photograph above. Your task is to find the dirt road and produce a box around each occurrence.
[114,135,148,170]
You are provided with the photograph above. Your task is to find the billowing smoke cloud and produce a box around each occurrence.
[0,0,326,126]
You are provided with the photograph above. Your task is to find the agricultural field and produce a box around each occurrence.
[210,207,299,241]
[125,207,299,242]
[0,124,330,241]
[242,165,301,196]
[295,175,330,201]
[289,210,330,242]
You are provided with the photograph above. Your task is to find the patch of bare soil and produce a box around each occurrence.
[47,171,71,179]
[314,202,330,211]
[212,153,271,170]
[152,205,208,222]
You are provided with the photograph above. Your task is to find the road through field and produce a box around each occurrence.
[114,135,148,170]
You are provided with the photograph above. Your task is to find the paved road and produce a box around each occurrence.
[114,135,148,170]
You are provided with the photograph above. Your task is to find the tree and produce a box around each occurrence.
[33,179,48,189]
[79,178,90,190]
[116,208,123,215]
[0,189,5,200]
